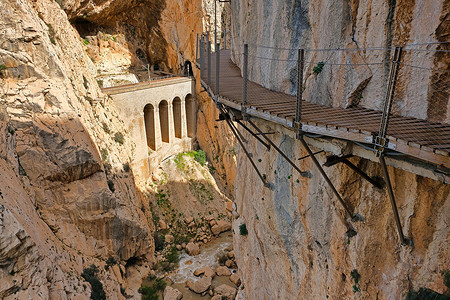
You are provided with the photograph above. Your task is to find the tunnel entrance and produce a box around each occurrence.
[185,94,196,138]
[144,104,156,150]
[159,100,170,143]
[173,97,182,138]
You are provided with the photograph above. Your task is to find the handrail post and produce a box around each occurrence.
[200,35,205,80]
[216,42,220,98]
[195,33,199,61]
[242,43,248,120]
[376,46,403,156]
[208,41,212,85]
[224,28,227,50]
[295,49,304,139]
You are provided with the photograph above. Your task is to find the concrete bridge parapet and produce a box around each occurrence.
[106,77,196,181]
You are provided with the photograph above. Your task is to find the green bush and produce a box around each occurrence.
[165,247,179,264]
[239,223,248,236]
[0,64,7,71]
[81,265,106,300]
[138,286,158,300]
[313,61,325,74]
[101,148,108,161]
[114,132,124,144]
[194,150,206,166]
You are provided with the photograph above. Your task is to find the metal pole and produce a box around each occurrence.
[248,120,308,177]
[236,120,270,150]
[196,33,199,61]
[342,159,384,189]
[208,41,212,85]
[200,36,204,80]
[295,49,304,138]
[214,0,217,46]
[243,44,248,118]
[377,46,403,154]
[216,43,220,96]
[379,154,409,245]
[224,28,227,50]
[298,136,356,220]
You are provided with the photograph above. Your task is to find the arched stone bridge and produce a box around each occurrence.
[103,77,196,181]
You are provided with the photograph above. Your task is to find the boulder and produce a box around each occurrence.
[214,284,237,300]
[165,234,174,244]
[230,273,241,286]
[185,216,194,224]
[227,251,235,258]
[193,266,215,278]
[186,242,200,256]
[211,220,232,235]
[226,201,233,212]
[211,296,223,300]
[159,220,168,230]
[186,276,212,294]
[215,266,231,276]
[163,286,183,300]
[205,215,215,221]
[225,259,233,268]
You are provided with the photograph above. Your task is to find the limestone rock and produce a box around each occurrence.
[159,220,168,230]
[165,234,174,244]
[214,284,237,300]
[215,266,232,276]
[226,201,233,212]
[211,296,223,300]
[163,286,183,300]
[211,220,232,235]
[227,251,235,258]
[185,217,194,224]
[186,276,212,294]
[194,266,215,278]
[230,273,241,286]
[186,242,200,256]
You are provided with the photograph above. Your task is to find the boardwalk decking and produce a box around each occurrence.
[202,50,449,167]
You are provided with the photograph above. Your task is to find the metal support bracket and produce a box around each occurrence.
[236,120,271,150]
[324,155,384,189]
[218,107,269,187]
[247,120,311,178]
[298,136,364,222]
[379,155,413,246]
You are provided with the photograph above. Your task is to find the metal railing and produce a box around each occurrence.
[196,35,449,245]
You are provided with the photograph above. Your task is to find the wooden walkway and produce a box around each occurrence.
[202,50,450,167]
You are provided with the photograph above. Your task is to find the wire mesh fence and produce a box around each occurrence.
[197,35,450,156]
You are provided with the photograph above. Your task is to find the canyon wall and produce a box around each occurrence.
[230,1,449,123]
[232,119,449,300]
[226,1,450,299]
[0,0,209,298]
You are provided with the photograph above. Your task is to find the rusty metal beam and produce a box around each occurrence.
[236,120,270,150]
[379,154,413,246]
[298,136,363,222]
[221,111,268,187]
[247,119,311,178]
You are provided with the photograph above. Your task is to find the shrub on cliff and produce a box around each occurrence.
[81,265,106,300]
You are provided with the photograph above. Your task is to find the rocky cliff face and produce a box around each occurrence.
[225,1,450,299]
[231,119,449,300]
[61,0,202,75]
[0,0,210,298]
[230,1,449,122]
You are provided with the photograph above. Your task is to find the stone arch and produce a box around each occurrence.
[159,100,170,143]
[173,97,182,138]
[185,94,196,138]
[144,104,156,150]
